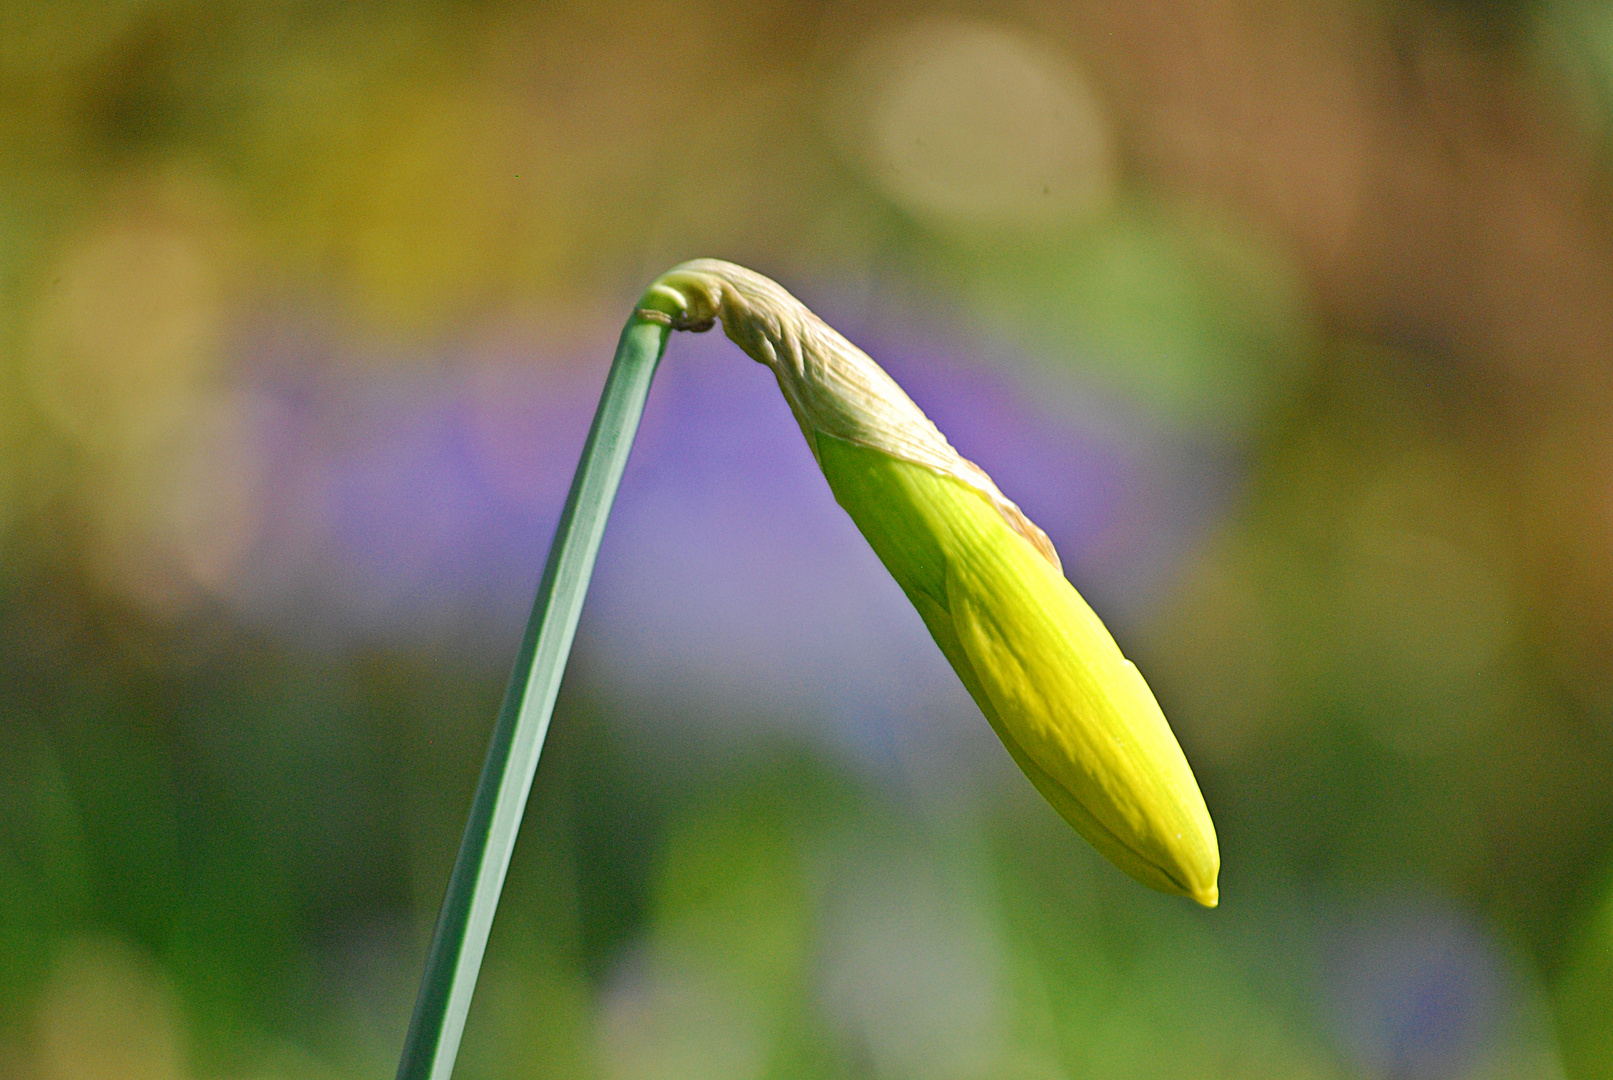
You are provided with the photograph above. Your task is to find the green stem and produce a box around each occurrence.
[395,314,671,1080]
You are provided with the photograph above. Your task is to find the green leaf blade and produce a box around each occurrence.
[395,315,671,1080]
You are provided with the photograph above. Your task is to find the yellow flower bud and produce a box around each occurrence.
[638,260,1219,906]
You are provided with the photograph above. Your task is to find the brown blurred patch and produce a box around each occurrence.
[1034,0,1613,395]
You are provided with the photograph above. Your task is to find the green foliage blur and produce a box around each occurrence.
[5,0,1613,1078]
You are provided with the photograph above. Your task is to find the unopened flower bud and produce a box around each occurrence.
[638,260,1219,906]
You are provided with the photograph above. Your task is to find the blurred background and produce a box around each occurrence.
[5,0,1613,1077]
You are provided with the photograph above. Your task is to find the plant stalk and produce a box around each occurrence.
[395,313,671,1080]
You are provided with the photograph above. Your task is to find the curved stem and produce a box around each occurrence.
[395,314,671,1080]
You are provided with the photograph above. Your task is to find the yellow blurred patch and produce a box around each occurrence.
[33,937,186,1080]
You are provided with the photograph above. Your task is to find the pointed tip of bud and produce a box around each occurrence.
[1194,883,1219,909]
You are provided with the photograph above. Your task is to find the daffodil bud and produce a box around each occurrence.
[637,260,1219,906]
